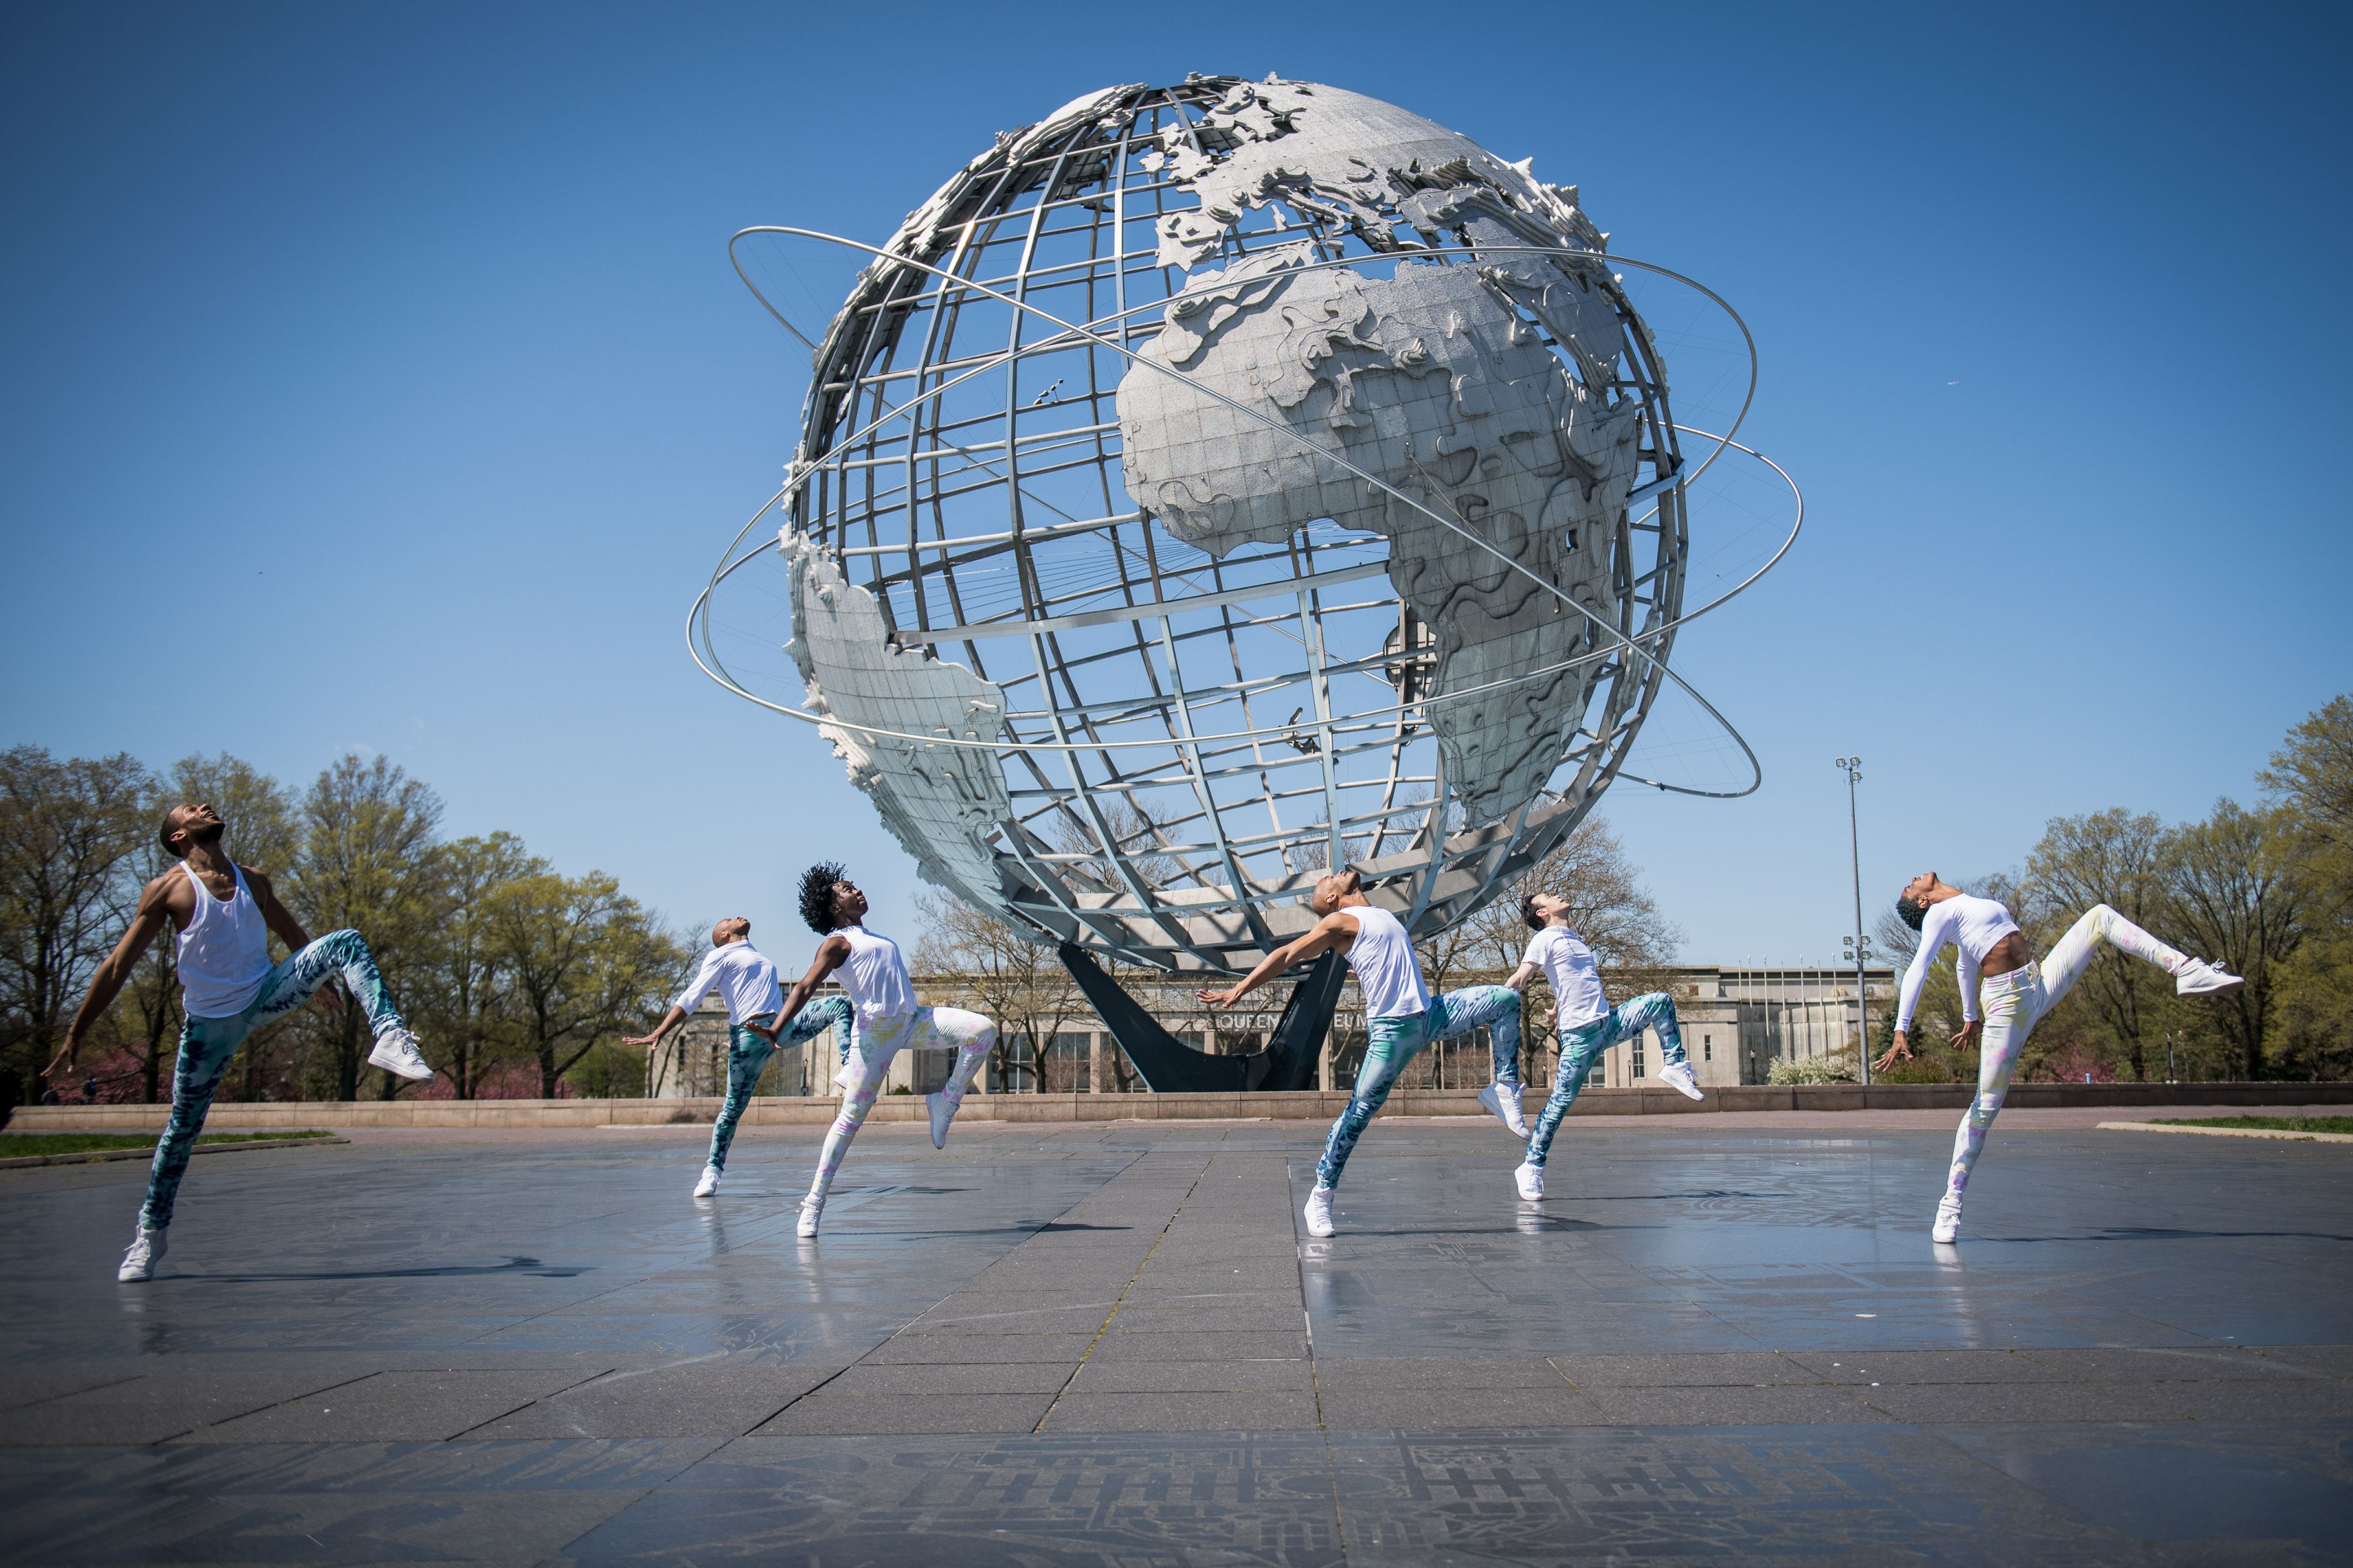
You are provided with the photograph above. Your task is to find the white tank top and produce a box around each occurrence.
[836,924,914,1023]
[1342,904,1429,1019]
[177,862,273,1018]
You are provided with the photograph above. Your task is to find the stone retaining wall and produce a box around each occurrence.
[11,1079,2350,1130]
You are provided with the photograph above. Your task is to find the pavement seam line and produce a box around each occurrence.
[1030,1153,1215,1433]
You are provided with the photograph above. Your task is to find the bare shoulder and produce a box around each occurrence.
[1321,908,1362,940]
[141,868,189,911]
[239,864,276,893]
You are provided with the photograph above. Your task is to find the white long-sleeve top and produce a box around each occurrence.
[1894,893,2024,1031]
[671,940,783,1025]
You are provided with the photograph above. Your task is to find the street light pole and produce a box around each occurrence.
[1834,757,1871,1085]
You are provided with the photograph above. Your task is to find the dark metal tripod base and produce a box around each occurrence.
[1057,944,1346,1093]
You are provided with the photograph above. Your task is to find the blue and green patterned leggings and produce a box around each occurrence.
[707,996,851,1171]
[1525,992,1687,1169]
[142,930,403,1231]
[1316,984,1521,1190]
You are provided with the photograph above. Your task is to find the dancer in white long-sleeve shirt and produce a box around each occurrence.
[760,864,996,1238]
[625,918,849,1198]
[1876,872,2241,1243]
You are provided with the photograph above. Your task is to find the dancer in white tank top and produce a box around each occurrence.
[1880,872,2241,1243]
[49,801,436,1282]
[625,917,851,1198]
[756,862,997,1237]
[1199,870,1522,1237]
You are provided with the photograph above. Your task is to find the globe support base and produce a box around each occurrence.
[1058,945,1347,1093]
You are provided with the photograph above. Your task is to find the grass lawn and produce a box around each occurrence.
[2151,1115,2353,1134]
[0,1129,335,1157]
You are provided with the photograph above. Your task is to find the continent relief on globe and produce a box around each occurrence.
[1116,240,1644,825]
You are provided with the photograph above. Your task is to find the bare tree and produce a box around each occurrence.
[0,747,152,1095]
[914,891,1086,1091]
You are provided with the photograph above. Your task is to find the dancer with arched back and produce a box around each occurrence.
[764,864,996,1237]
[49,802,434,1282]
[625,917,849,1198]
[1878,872,2239,1243]
[1201,869,1523,1238]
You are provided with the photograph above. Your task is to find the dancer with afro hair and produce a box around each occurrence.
[758,863,997,1237]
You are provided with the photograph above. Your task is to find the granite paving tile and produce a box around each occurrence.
[752,1392,1057,1435]
[1038,1390,1321,1432]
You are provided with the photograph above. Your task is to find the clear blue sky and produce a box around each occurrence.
[4,2,2346,968]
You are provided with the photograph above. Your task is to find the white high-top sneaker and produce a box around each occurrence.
[1514,1161,1545,1202]
[2174,958,2245,997]
[1303,1187,1336,1238]
[118,1226,167,1282]
[366,1028,434,1081]
[1659,1061,1704,1101]
[926,1091,957,1150]
[1477,1081,1531,1139]
[1931,1193,1964,1245]
[797,1197,824,1239]
[692,1165,721,1198]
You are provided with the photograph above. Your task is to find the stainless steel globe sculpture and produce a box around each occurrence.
[694,75,1777,975]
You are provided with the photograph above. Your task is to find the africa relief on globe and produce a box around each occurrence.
[709,76,1717,973]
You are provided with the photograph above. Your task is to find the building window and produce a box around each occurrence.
[1632,1033,1646,1081]
[1704,1033,1713,1062]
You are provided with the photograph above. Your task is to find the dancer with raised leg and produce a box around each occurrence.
[1876,872,2241,1243]
[1200,870,1522,1238]
[625,917,850,1198]
[47,802,434,1282]
[765,864,996,1238]
[1504,890,1704,1202]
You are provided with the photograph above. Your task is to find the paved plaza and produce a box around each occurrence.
[1,1110,2350,1566]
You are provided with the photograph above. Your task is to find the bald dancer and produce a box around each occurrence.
[1201,870,1523,1237]
[48,802,432,1282]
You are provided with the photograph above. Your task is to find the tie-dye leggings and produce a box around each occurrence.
[705,997,852,1172]
[142,930,404,1231]
[1524,992,1688,1169]
[1946,904,2186,1205]
[1316,984,1521,1190]
[804,1005,997,1206]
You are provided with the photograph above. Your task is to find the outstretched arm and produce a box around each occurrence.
[50,878,174,1076]
[1197,911,1356,1008]
[1876,904,1952,1072]
[627,948,724,1047]
[756,936,852,1040]
[1505,960,1540,993]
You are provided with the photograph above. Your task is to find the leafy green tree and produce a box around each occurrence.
[2260,696,2353,1077]
[484,870,683,1097]
[2025,809,2174,1080]
[0,747,152,1096]
[417,833,543,1098]
[287,754,448,1100]
[2163,799,2310,1079]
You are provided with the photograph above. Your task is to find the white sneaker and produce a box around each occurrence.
[797,1198,823,1239]
[1477,1081,1531,1138]
[1659,1061,1704,1100]
[926,1091,957,1150]
[366,1028,434,1081]
[1931,1194,1962,1245]
[1514,1161,1544,1202]
[1303,1187,1336,1238]
[2175,958,2245,997]
[692,1165,721,1198]
[118,1226,166,1282]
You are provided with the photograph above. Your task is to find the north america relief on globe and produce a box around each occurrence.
[706,75,1719,973]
